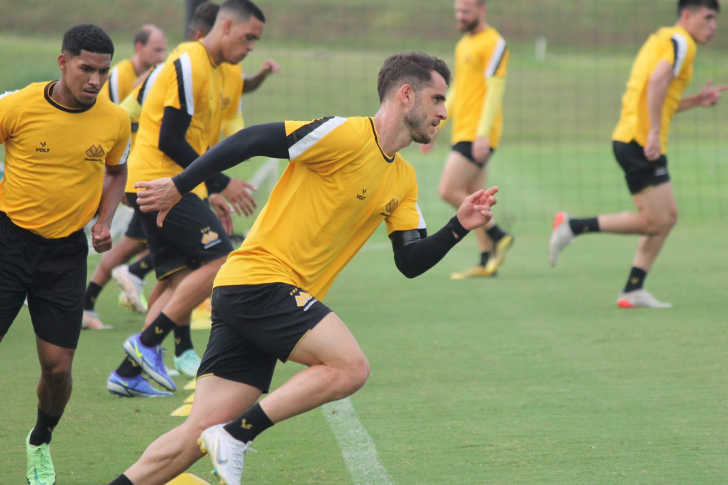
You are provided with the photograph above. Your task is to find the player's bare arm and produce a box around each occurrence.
[678,79,728,111]
[243,59,280,93]
[93,162,128,252]
[645,60,674,161]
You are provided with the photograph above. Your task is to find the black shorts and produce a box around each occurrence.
[613,140,670,195]
[0,212,87,349]
[124,211,147,242]
[197,283,333,393]
[452,141,496,169]
[126,192,233,280]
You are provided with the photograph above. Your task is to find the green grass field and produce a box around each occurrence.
[2,2,728,482]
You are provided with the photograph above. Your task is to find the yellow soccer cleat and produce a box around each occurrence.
[450,265,497,280]
[484,234,515,275]
[166,473,211,484]
[191,298,212,330]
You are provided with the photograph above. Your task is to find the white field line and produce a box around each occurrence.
[322,398,392,485]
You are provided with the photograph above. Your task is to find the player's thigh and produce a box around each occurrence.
[440,148,485,194]
[28,232,87,350]
[0,219,32,338]
[632,182,677,226]
[186,375,262,429]
[288,312,367,368]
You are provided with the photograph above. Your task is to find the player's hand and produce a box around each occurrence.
[456,186,499,231]
[134,177,182,227]
[208,193,234,235]
[222,178,257,217]
[644,130,661,161]
[696,79,728,107]
[91,223,113,253]
[259,59,280,77]
[472,136,491,165]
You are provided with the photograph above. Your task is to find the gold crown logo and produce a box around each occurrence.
[85,144,105,158]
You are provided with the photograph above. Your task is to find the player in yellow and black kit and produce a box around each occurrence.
[109,52,499,485]
[84,24,167,330]
[0,25,130,485]
[549,0,727,308]
[105,0,262,400]
[421,0,514,280]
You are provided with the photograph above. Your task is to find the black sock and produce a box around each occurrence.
[29,407,62,446]
[140,312,176,347]
[569,217,600,235]
[108,474,134,485]
[116,355,143,378]
[173,325,193,357]
[84,282,103,311]
[623,267,647,293]
[479,252,491,267]
[486,224,507,243]
[223,403,274,443]
[128,254,153,280]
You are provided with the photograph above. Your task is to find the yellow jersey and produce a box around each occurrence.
[120,64,163,149]
[0,82,131,238]
[612,25,697,153]
[126,41,242,198]
[214,116,424,300]
[99,58,138,104]
[221,62,245,137]
[450,27,509,146]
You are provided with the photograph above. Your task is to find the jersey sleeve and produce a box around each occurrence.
[661,31,689,77]
[484,35,508,78]
[385,167,425,235]
[284,117,354,172]
[0,90,20,145]
[164,52,205,116]
[106,113,132,166]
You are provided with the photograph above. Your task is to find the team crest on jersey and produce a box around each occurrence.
[294,291,318,311]
[84,144,105,162]
[380,197,400,217]
[201,227,221,249]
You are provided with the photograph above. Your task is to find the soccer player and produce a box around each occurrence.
[549,0,727,308]
[0,24,130,485]
[421,0,513,279]
[105,0,262,398]
[108,51,498,485]
[83,24,168,329]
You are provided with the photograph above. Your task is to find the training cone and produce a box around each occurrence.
[166,472,211,484]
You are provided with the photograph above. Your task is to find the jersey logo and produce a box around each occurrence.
[380,198,400,217]
[201,228,221,249]
[36,141,50,153]
[357,189,367,201]
[84,144,105,162]
[294,291,318,311]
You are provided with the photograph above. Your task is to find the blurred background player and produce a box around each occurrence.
[421,0,513,279]
[83,24,168,330]
[106,0,263,398]
[0,24,130,485]
[549,0,726,308]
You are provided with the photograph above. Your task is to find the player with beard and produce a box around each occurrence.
[108,51,499,485]
[422,0,513,279]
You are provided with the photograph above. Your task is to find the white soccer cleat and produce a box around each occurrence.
[82,309,113,330]
[617,289,672,309]
[198,424,256,485]
[548,212,575,267]
[112,264,147,313]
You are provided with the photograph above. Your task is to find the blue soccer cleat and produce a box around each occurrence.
[123,334,177,392]
[107,371,173,398]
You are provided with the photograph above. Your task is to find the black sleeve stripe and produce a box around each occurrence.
[108,80,116,104]
[491,46,507,77]
[671,38,678,68]
[286,117,334,149]
[136,72,151,104]
[173,59,188,115]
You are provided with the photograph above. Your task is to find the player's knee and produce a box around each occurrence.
[339,355,370,397]
[40,361,72,387]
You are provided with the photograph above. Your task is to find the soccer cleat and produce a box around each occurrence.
[548,212,575,267]
[198,424,256,485]
[450,265,497,280]
[106,371,173,397]
[123,334,177,391]
[174,349,202,379]
[616,289,672,309]
[82,310,113,330]
[26,430,56,485]
[191,298,212,329]
[112,265,148,314]
[484,234,515,275]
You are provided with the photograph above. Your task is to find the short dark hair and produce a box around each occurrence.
[191,2,221,36]
[219,0,265,23]
[62,24,114,58]
[377,52,451,103]
[678,0,720,15]
[134,25,154,46]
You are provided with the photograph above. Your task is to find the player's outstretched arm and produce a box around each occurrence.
[678,79,728,112]
[390,187,498,278]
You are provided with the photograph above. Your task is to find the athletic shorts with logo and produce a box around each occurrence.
[613,140,670,195]
[197,283,333,393]
[452,141,496,169]
[126,192,233,280]
[0,212,87,349]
